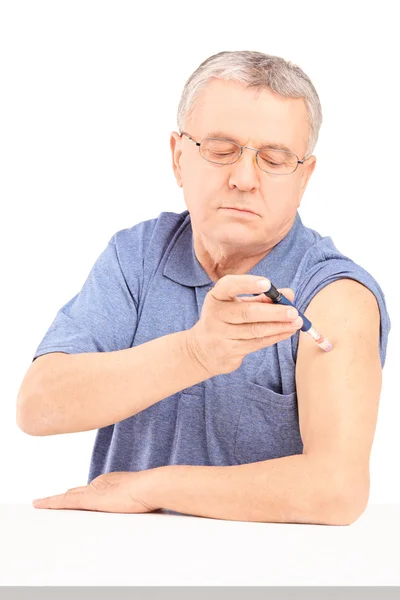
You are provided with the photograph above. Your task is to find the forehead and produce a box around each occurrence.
[189,78,308,153]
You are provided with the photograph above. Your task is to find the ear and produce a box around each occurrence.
[297,155,317,206]
[170,131,183,188]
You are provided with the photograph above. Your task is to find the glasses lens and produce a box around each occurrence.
[258,149,298,174]
[200,139,240,164]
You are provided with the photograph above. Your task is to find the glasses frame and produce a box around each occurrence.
[179,130,312,176]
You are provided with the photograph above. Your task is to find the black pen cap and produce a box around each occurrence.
[263,281,282,302]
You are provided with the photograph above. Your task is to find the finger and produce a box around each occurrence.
[67,486,88,493]
[257,287,295,303]
[32,488,89,510]
[237,293,273,303]
[223,298,301,325]
[224,316,303,340]
[212,274,273,301]
[241,328,299,350]
[280,288,295,303]
[239,287,295,303]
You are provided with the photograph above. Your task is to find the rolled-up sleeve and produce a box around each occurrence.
[291,247,391,368]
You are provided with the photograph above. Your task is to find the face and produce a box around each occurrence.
[170,78,317,279]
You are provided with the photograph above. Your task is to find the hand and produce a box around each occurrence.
[32,470,160,513]
[186,274,303,377]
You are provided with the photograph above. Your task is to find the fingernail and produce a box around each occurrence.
[256,279,270,290]
[287,308,298,319]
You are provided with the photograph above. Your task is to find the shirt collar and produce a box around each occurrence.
[163,210,303,288]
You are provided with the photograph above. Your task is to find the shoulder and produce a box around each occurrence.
[113,210,187,249]
[111,210,189,267]
[291,235,391,367]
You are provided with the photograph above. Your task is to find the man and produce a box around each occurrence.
[17,51,390,525]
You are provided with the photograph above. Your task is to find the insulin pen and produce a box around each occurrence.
[252,279,332,352]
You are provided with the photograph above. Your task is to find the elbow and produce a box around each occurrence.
[16,406,36,436]
[16,362,53,436]
[338,492,369,526]
[318,483,369,526]
[309,457,370,526]
[16,391,50,437]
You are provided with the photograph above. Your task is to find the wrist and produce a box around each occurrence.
[182,328,216,379]
[139,465,170,510]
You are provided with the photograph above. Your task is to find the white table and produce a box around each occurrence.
[1,503,399,586]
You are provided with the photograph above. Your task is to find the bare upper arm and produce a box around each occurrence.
[295,278,382,521]
[32,351,71,365]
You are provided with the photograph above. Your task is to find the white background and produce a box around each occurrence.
[1,0,398,504]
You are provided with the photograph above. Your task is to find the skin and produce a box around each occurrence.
[170,78,317,281]
[32,77,318,513]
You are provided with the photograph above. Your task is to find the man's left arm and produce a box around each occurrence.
[146,278,382,526]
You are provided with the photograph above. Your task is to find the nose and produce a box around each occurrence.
[229,146,260,189]
[241,146,258,159]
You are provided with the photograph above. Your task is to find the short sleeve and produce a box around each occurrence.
[32,234,139,362]
[290,241,391,368]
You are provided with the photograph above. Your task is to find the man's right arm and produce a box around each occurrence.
[16,331,210,436]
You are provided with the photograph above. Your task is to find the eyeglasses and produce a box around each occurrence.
[179,130,312,176]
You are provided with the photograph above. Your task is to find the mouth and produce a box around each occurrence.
[222,207,257,215]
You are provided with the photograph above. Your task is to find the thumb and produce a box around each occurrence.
[240,287,296,304]
[280,287,295,303]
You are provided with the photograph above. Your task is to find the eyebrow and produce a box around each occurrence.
[205,130,294,153]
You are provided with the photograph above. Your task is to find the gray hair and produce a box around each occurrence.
[177,50,323,158]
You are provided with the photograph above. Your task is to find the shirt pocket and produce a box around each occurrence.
[233,380,303,464]
[169,384,209,466]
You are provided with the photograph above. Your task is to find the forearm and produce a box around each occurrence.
[19,330,210,436]
[148,454,347,525]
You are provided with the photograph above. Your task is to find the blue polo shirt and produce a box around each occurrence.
[32,210,391,482]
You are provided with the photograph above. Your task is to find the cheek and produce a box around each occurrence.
[263,178,300,202]
[186,165,224,198]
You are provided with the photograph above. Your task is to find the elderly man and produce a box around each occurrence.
[17,50,390,525]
